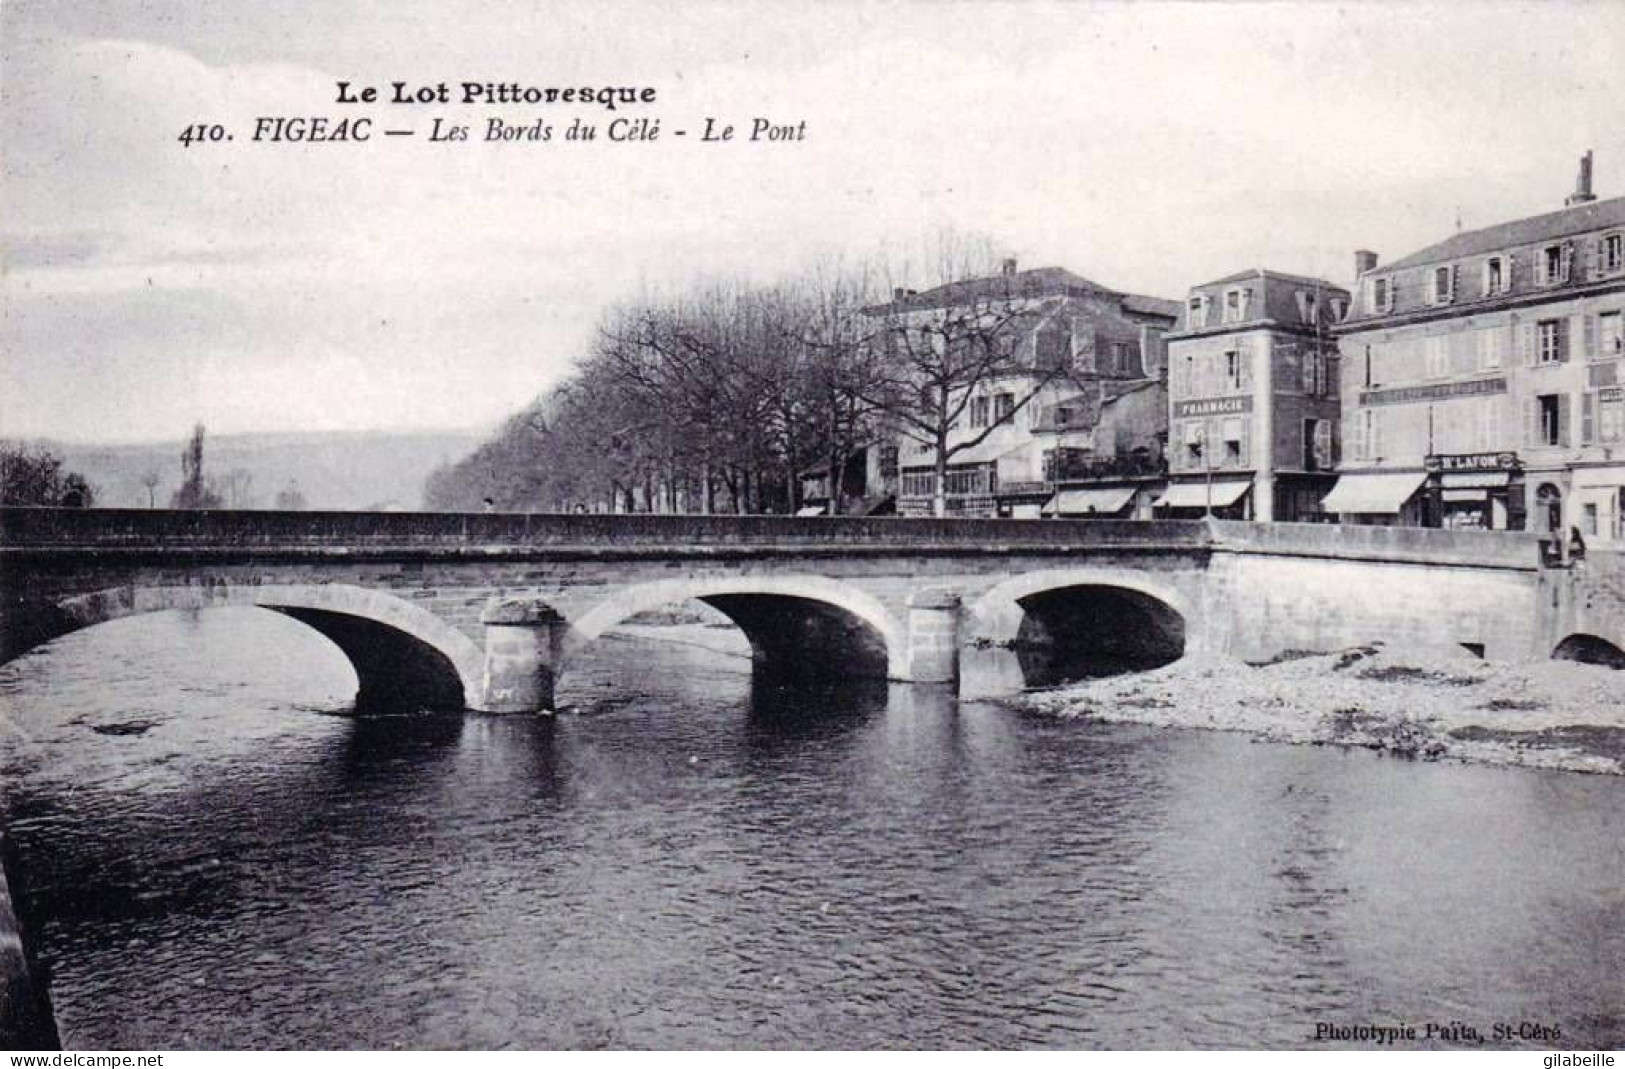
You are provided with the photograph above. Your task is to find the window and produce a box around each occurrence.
[1304,418,1334,471]
[1363,345,1374,388]
[1482,256,1505,297]
[1183,421,1205,467]
[1600,233,1624,276]
[1582,503,1599,537]
[1476,327,1503,370]
[1598,390,1625,443]
[1035,329,1069,370]
[1537,243,1572,286]
[1188,295,1210,329]
[1431,265,1454,305]
[1363,409,1381,459]
[1109,342,1133,375]
[1371,277,1392,313]
[1538,319,1567,364]
[1295,290,1318,324]
[994,392,1015,425]
[1599,311,1624,358]
[1535,394,1563,446]
[969,395,989,428]
[901,471,935,497]
[1223,288,1250,324]
[1224,349,1241,389]
[1222,418,1245,465]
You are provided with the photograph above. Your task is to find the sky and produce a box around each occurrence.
[3,0,1624,444]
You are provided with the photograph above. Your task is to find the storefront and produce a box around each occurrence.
[1041,485,1139,519]
[1423,452,1524,531]
[1318,470,1427,525]
[1153,477,1253,519]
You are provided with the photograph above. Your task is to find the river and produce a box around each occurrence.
[1,608,1620,1049]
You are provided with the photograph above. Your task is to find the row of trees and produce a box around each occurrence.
[426,236,1072,516]
[2,425,310,511]
[0,442,96,507]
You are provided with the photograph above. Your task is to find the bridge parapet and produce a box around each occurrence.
[0,508,1216,552]
[1210,520,1542,571]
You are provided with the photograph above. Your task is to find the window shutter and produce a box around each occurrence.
[1314,420,1333,469]
[1567,315,1582,362]
[1520,322,1537,366]
[1584,314,1598,360]
[1352,411,1366,460]
[1481,261,1492,297]
[1595,239,1606,280]
[1582,392,1597,444]
[1557,393,1572,446]
[1524,399,1538,447]
[1505,253,1516,292]
[1561,243,1574,283]
[1450,264,1459,302]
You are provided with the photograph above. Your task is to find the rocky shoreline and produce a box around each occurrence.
[1021,643,1625,776]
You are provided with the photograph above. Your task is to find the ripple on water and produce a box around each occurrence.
[0,613,1621,1048]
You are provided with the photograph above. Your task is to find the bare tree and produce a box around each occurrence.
[860,235,1071,516]
[139,469,161,508]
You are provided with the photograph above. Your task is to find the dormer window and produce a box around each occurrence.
[1430,265,1456,305]
[1537,243,1572,287]
[1223,288,1248,324]
[1482,256,1506,297]
[1328,297,1347,322]
[1294,289,1318,324]
[1187,294,1211,329]
[1371,276,1393,314]
[1599,232,1624,277]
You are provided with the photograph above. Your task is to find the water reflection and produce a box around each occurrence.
[0,611,1620,1049]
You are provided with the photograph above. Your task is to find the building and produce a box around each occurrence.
[796,443,898,516]
[1329,152,1625,544]
[868,259,1180,518]
[1163,269,1349,521]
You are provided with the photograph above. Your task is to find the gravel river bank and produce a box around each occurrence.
[1022,643,1625,776]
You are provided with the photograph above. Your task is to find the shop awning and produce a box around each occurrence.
[1440,471,1510,490]
[1442,488,1489,503]
[1154,479,1252,509]
[1319,471,1426,514]
[1042,486,1137,516]
[795,505,826,517]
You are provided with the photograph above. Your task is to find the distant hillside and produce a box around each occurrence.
[29,429,486,511]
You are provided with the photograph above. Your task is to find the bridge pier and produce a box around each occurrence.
[479,598,566,713]
[905,588,961,684]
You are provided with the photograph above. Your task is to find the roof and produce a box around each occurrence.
[1196,267,1347,293]
[1121,294,1184,319]
[1380,195,1625,273]
[867,265,1178,321]
[1101,377,1161,403]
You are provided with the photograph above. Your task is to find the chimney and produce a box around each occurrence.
[892,287,906,302]
[1566,150,1596,207]
[1001,257,1018,277]
[1354,250,1379,277]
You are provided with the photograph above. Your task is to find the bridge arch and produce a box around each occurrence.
[962,569,1194,692]
[563,575,909,683]
[17,584,485,710]
[1552,632,1625,669]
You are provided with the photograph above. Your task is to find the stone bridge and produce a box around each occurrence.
[0,508,1614,713]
